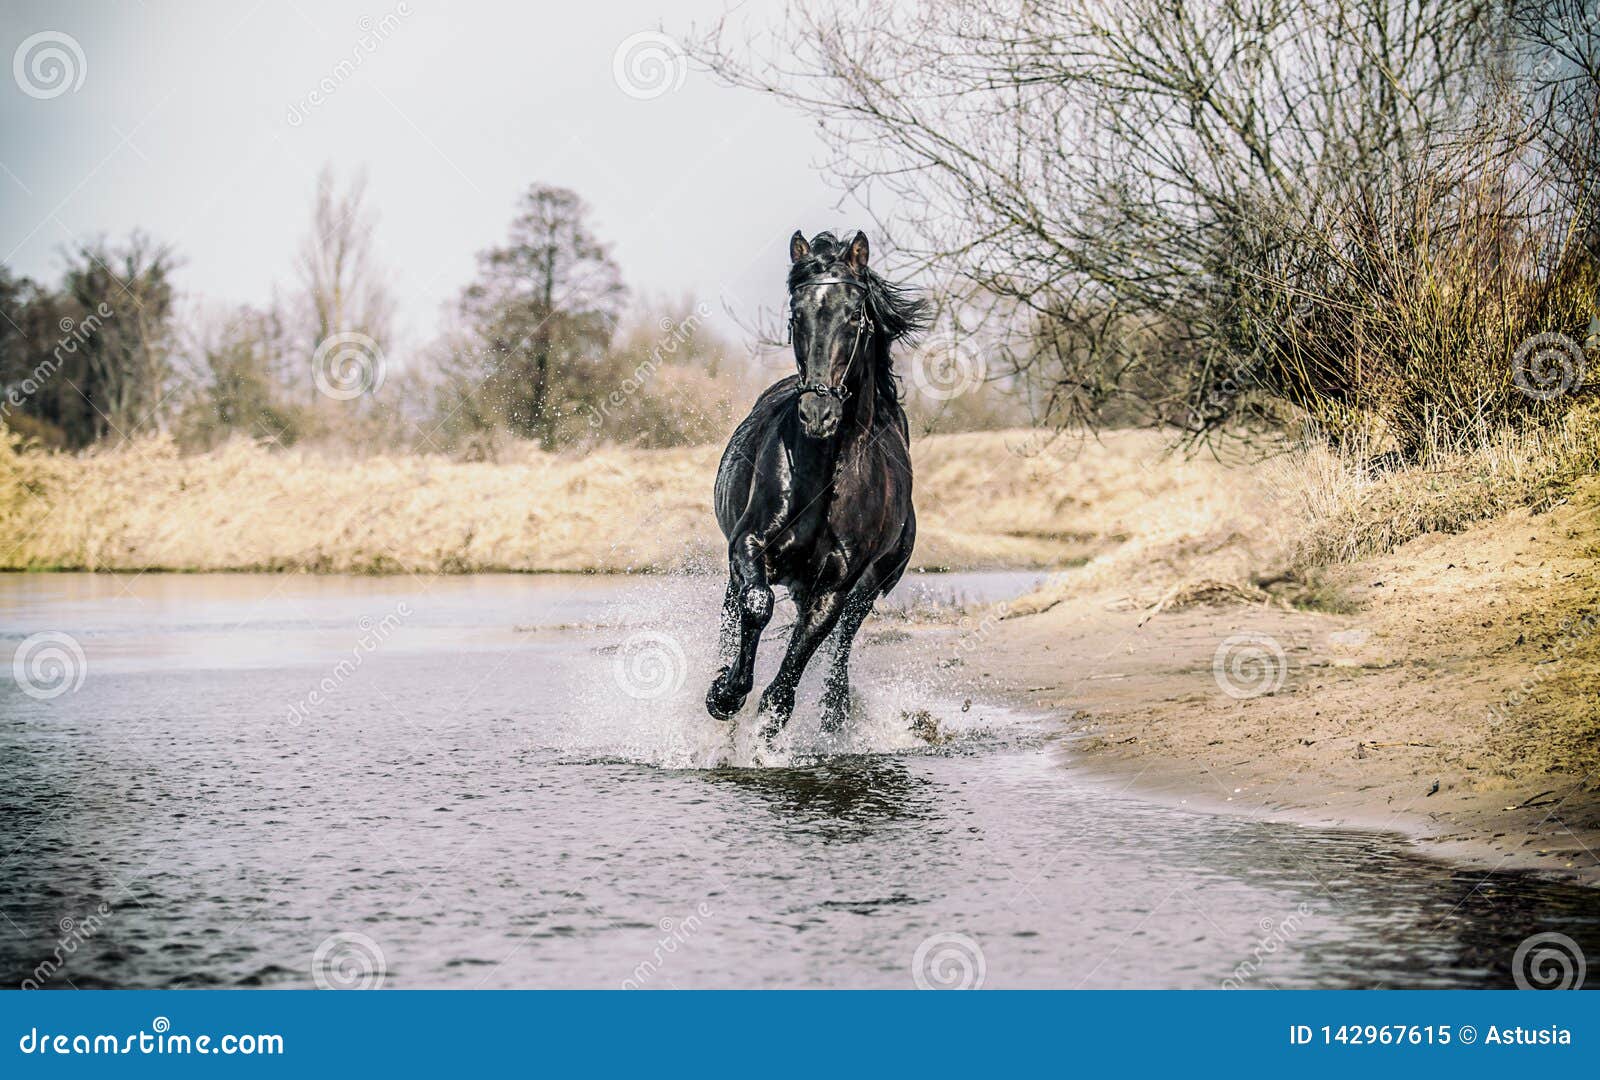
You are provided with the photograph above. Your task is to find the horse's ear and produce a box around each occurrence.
[789,230,809,264]
[846,230,869,270]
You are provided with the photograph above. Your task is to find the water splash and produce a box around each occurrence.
[556,575,1040,769]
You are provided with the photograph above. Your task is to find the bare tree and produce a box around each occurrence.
[62,235,179,442]
[296,165,394,400]
[172,303,303,450]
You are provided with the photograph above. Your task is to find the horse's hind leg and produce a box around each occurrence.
[822,537,913,732]
[756,586,849,740]
[715,580,738,664]
[706,533,774,720]
[819,575,881,732]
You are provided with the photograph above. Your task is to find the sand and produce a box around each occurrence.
[885,475,1600,886]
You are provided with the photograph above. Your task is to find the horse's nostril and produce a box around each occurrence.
[798,392,842,437]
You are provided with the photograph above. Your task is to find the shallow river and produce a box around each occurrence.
[2,572,1595,989]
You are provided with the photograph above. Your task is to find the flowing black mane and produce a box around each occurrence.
[786,231,930,409]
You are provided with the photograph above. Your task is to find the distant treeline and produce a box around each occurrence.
[0,167,1028,459]
[0,171,759,456]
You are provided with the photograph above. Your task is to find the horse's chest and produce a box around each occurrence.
[765,473,902,583]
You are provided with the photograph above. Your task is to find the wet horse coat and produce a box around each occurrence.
[706,229,929,737]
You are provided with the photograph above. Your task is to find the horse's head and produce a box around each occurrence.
[787,229,874,440]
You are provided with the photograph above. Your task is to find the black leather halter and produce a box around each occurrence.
[789,276,872,402]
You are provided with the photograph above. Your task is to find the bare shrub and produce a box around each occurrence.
[691,0,1600,455]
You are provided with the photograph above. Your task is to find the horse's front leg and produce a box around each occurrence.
[757,587,848,740]
[705,532,774,720]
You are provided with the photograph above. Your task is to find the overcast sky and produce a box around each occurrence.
[0,0,864,352]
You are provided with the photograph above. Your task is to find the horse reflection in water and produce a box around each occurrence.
[704,757,937,836]
[706,229,930,741]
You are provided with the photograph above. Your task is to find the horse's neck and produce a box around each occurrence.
[828,356,888,473]
[848,345,881,435]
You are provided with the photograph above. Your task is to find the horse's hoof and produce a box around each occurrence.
[706,670,745,721]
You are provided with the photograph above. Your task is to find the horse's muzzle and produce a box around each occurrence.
[798,391,843,438]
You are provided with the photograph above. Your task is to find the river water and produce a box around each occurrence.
[1,572,1595,989]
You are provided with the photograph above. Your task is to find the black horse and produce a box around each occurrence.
[706,229,928,739]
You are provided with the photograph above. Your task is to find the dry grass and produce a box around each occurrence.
[1,428,1213,574]
[1271,403,1600,570]
[958,406,1600,618]
[7,408,1593,590]
[937,430,1284,615]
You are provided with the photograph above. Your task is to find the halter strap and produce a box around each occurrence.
[788,277,872,402]
[792,276,867,291]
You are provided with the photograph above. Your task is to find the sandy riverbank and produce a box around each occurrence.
[886,474,1600,886]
